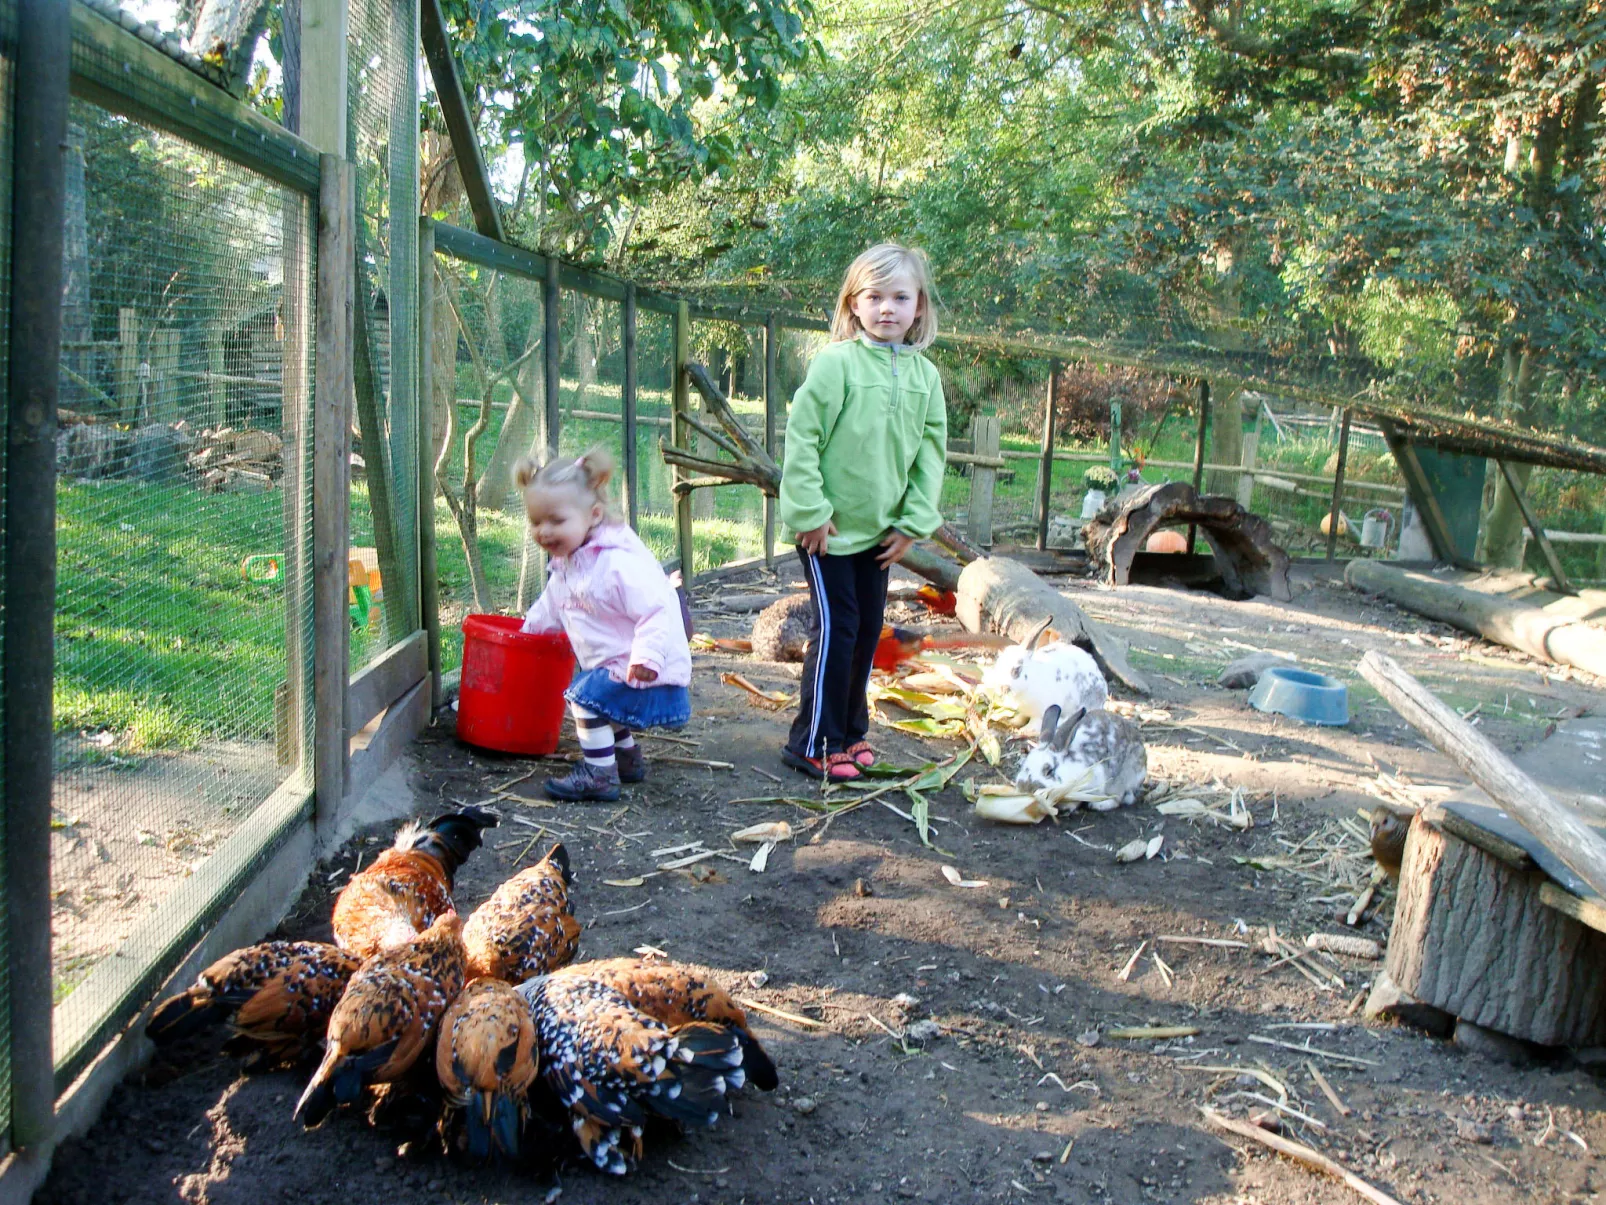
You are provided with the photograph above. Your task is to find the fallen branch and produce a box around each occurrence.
[1307,1061,1352,1118]
[736,997,826,1028]
[1202,1107,1403,1205]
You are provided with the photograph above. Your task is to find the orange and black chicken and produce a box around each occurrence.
[436,977,540,1161]
[462,843,581,985]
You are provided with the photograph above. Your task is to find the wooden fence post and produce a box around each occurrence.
[622,283,638,530]
[417,218,441,704]
[968,413,1001,548]
[313,153,355,836]
[116,305,139,421]
[1187,378,1209,554]
[1036,362,1059,551]
[672,300,694,581]
[1325,409,1351,561]
[763,313,778,568]
[1108,398,1122,476]
[1235,420,1260,509]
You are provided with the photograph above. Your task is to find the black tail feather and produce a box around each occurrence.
[491,1092,522,1160]
[147,993,229,1045]
[544,843,571,887]
[293,1038,399,1129]
[737,1029,779,1091]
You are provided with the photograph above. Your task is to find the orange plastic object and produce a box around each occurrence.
[456,615,576,755]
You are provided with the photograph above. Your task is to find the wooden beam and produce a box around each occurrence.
[764,313,779,568]
[351,243,409,639]
[1497,458,1574,594]
[313,154,355,833]
[1187,378,1209,554]
[419,0,504,241]
[346,630,428,737]
[542,254,560,457]
[1380,419,1468,567]
[1326,409,1351,562]
[417,218,442,703]
[298,0,346,156]
[1036,363,1058,552]
[623,285,639,530]
[1357,651,1606,902]
[673,301,695,583]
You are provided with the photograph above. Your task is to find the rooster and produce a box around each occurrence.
[518,960,777,1174]
[463,843,581,984]
[436,977,539,1162]
[333,806,498,959]
[294,911,468,1129]
[147,940,362,1069]
[562,958,776,1092]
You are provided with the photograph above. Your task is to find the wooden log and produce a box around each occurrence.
[1383,813,1606,1047]
[1083,481,1292,602]
[1356,651,1606,901]
[1347,561,1606,678]
[955,555,1149,694]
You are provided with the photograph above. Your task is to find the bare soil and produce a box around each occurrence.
[39,562,1606,1205]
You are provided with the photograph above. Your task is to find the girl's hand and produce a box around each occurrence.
[797,520,837,556]
[627,663,658,683]
[876,529,915,567]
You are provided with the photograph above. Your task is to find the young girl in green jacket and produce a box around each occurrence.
[778,243,948,781]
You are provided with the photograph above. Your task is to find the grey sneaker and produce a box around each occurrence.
[544,760,621,802]
[615,744,646,784]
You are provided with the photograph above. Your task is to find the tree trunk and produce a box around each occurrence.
[1481,346,1539,567]
[1207,387,1243,496]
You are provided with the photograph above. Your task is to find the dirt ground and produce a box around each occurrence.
[39,559,1606,1205]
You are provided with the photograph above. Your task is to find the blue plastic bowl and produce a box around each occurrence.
[1248,666,1349,726]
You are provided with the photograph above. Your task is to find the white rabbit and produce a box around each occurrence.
[1014,704,1147,809]
[981,620,1108,734]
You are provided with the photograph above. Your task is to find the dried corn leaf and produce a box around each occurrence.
[1115,838,1150,863]
[1145,835,1165,860]
[749,841,775,873]
[889,716,966,738]
[603,877,647,887]
[974,793,1058,824]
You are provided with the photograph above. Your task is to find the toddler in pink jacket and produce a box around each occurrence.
[517,448,691,801]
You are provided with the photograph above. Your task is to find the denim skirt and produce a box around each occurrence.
[565,666,691,730]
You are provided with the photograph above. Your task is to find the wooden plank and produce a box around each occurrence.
[419,0,503,240]
[351,242,409,639]
[673,301,695,584]
[764,313,779,568]
[1357,651,1606,901]
[968,414,1001,547]
[1036,363,1058,551]
[542,255,560,457]
[346,630,427,737]
[298,0,346,156]
[1498,458,1574,594]
[1187,378,1208,553]
[116,306,137,421]
[280,191,313,773]
[347,677,433,804]
[623,284,639,529]
[417,218,442,703]
[1540,881,1606,936]
[313,154,354,832]
[1326,409,1351,561]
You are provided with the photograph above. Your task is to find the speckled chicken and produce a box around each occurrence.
[294,911,468,1128]
[563,958,776,1092]
[332,806,498,959]
[1369,803,1415,878]
[462,843,581,984]
[436,977,539,1161]
[518,961,777,1174]
[146,940,363,1068]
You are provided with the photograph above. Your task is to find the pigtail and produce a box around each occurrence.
[513,455,539,492]
[577,446,615,492]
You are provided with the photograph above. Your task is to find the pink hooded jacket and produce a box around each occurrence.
[520,522,692,688]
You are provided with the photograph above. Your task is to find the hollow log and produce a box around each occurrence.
[954,556,1149,694]
[1383,813,1606,1047]
[1083,481,1292,601]
[1347,560,1606,678]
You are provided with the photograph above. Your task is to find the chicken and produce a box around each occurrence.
[1369,803,1415,879]
[332,806,498,959]
[560,958,777,1092]
[294,911,468,1129]
[436,978,539,1161]
[463,843,581,985]
[146,940,362,1068]
[518,960,777,1174]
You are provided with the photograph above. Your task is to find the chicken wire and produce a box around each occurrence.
[348,0,421,669]
[51,97,316,1079]
[0,0,14,1142]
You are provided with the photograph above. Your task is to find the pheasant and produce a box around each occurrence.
[462,843,581,984]
[436,977,540,1162]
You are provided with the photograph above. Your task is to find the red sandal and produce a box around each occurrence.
[845,741,876,768]
[782,748,863,781]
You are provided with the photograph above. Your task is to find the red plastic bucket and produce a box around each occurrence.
[456,615,576,755]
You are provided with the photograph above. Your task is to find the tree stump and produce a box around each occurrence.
[1381,812,1606,1048]
[1083,481,1292,601]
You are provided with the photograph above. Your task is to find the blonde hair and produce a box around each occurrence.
[514,446,620,523]
[829,243,940,351]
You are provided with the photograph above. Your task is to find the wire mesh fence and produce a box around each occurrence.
[0,0,14,1142]
[50,96,317,1082]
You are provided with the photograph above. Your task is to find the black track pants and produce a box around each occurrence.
[786,546,889,759]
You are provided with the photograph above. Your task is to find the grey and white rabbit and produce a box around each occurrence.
[981,620,1108,734]
[1014,704,1147,809]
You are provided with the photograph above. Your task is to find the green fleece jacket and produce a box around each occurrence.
[779,338,949,556]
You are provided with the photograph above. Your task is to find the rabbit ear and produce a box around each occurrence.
[1052,707,1088,752]
[1039,705,1061,745]
[1023,618,1054,650]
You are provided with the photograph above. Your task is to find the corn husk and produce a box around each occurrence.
[941,864,989,888]
[1115,838,1150,863]
[732,820,793,844]
[973,792,1059,825]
